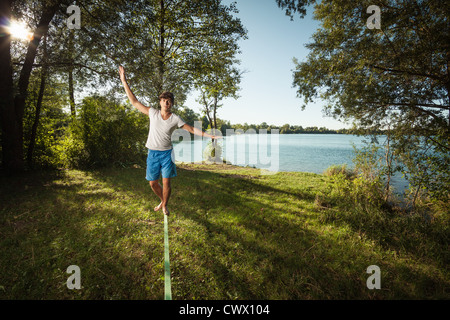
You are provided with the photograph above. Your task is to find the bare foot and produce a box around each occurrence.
[154,202,163,212]
[162,206,170,216]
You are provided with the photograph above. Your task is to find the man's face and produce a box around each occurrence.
[159,98,172,111]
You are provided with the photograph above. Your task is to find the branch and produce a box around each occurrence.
[13,61,112,76]
[365,101,449,130]
[384,101,449,111]
[369,64,443,82]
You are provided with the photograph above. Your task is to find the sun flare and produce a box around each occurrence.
[8,21,33,41]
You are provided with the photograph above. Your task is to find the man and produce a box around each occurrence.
[119,66,219,216]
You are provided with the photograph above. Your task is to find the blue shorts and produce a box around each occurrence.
[146,149,177,181]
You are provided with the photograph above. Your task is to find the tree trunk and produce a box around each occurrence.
[68,66,76,117]
[0,0,18,172]
[201,91,213,130]
[68,29,76,118]
[27,35,48,169]
[157,0,166,98]
[3,1,61,173]
[384,126,392,202]
[213,96,218,131]
[212,95,218,147]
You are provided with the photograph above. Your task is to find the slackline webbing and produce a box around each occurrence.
[164,214,172,300]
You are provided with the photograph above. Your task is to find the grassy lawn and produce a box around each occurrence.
[0,163,448,299]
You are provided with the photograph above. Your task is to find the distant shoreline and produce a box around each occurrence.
[224,125,356,135]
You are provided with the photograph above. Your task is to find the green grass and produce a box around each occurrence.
[0,163,448,299]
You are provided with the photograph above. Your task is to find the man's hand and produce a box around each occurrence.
[119,65,126,83]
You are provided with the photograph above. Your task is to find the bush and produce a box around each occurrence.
[203,140,223,163]
[323,164,355,180]
[57,95,148,169]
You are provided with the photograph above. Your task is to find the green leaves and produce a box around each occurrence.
[291,0,449,203]
[189,1,246,131]
[60,95,147,169]
[110,0,246,108]
[276,0,312,20]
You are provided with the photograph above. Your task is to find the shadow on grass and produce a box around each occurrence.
[92,166,449,299]
[1,167,448,299]
[0,169,163,299]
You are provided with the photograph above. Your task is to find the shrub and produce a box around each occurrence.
[203,140,223,163]
[323,164,355,180]
[57,95,148,169]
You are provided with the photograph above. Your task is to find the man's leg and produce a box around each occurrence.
[149,178,171,215]
[149,180,164,211]
[159,149,176,216]
[147,150,166,212]
[161,177,171,215]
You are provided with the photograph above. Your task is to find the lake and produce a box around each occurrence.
[173,133,408,193]
[174,133,365,173]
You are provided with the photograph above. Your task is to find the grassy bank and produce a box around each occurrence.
[0,163,448,299]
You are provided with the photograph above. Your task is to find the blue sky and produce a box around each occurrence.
[184,0,349,130]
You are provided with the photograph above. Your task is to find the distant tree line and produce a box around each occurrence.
[228,122,356,134]
[175,109,357,135]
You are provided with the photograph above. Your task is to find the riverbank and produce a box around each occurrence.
[0,164,448,299]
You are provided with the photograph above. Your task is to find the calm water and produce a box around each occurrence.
[173,133,408,193]
[273,134,365,173]
[174,134,365,173]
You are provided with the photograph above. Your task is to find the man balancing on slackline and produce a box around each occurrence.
[119,65,220,216]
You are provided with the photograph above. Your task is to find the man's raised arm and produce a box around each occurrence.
[119,66,150,115]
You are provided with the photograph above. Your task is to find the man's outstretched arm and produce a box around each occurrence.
[181,123,223,139]
[119,66,149,115]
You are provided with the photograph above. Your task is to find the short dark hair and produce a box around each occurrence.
[159,91,174,104]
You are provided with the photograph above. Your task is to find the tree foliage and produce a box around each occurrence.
[1,0,72,172]
[1,0,247,171]
[112,0,246,108]
[275,0,312,19]
[291,0,449,203]
[59,95,147,169]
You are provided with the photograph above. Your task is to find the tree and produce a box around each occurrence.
[177,107,202,127]
[1,0,132,172]
[188,0,246,161]
[275,0,312,19]
[26,33,48,168]
[0,0,16,171]
[197,60,242,162]
[192,0,246,135]
[23,64,68,169]
[196,62,243,137]
[280,124,291,134]
[290,0,449,203]
[60,95,148,168]
[2,0,249,172]
[0,0,72,173]
[113,0,246,110]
